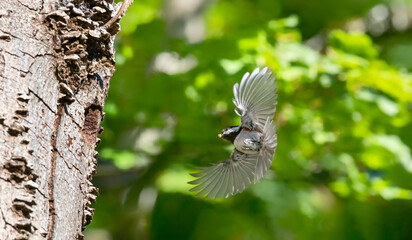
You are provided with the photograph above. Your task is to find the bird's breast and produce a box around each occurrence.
[234,130,263,154]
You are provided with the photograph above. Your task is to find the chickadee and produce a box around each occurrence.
[189,67,278,199]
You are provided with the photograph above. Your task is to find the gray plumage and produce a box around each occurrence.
[189,67,278,199]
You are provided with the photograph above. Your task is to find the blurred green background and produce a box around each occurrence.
[85,0,412,239]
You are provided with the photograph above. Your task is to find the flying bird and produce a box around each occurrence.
[189,67,278,199]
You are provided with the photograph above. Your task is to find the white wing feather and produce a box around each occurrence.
[233,67,277,131]
[254,118,277,183]
[189,150,257,199]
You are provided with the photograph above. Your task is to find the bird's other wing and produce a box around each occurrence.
[188,149,258,199]
[233,67,278,131]
[254,118,277,183]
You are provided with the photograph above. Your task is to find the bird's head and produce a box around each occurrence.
[218,126,241,143]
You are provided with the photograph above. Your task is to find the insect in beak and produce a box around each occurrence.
[218,134,222,138]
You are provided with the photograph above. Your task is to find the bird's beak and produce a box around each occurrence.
[218,134,222,138]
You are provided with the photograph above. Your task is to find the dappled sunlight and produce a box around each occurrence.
[85,0,412,239]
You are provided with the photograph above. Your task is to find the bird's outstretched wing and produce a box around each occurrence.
[188,149,258,199]
[233,67,277,131]
[254,118,277,183]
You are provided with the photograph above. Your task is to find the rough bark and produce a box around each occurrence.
[0,0,120,239]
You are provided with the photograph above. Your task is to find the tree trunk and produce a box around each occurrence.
[0,0,119,239]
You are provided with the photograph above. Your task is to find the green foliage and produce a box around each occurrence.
[329,30,379,59]
[86,1,412,239]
